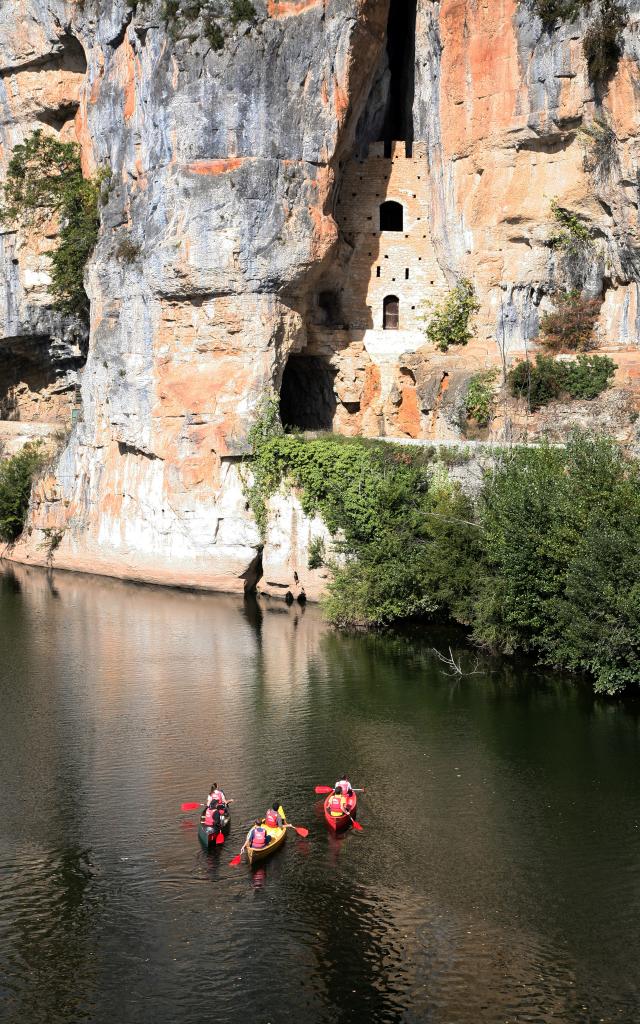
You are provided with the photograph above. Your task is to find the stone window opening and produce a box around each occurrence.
[383,295,399,331]
[380,200,404,232]
[380,0,417,147]
[376,267,381,277]
[405,268,410,279]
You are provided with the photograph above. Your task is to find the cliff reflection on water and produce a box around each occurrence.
[0,562,639,1024]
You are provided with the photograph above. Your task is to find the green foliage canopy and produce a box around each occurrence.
[423,279,480,353]
[246,398,640,693]
[465,369,498,428]
[508,354,616,409]
[0,443,45,543]
[474,434,640,694]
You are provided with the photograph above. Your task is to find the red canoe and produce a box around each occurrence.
[323,791,357,832]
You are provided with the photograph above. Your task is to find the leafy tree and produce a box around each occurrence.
[0,443,45,542]
[423,279,480,352]
[474,434,640,694]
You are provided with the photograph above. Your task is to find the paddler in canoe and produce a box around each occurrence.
[318,774,363,832]
[230,802,309,867]
[244,801,288,865]
[198,781,233,849]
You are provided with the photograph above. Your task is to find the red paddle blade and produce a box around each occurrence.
[293,826,309,838]
[351,819,364,832]
[216,832,225,845]
[229,854,242,866]
[181,802,201,812]
[314,786,333,794]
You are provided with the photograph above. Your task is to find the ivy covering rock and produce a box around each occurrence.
[0,131,108,319]
[246,401,640,694]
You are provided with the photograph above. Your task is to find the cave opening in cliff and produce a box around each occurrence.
[279,355,337,432]
[381,0,417,148]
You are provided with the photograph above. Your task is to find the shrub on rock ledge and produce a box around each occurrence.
[508,353,616,409]
[540,291,602,352]
[0,443,45,543]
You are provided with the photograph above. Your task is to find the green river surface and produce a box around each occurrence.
[0,561,639,1023]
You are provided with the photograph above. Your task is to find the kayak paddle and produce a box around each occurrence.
[215,832,225,845]
[314,786,366,795]
[286,824,309,838]
[230,844,246,867]
[181,802,202,812]
[345,809,363,832]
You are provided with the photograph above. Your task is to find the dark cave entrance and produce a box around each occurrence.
[279,355,337,432]
[381,0,417,147]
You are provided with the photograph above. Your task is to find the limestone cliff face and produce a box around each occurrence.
[2,0,640,595]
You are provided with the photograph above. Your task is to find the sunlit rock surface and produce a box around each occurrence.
[1,0,640,595]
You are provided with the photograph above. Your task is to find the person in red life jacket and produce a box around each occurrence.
[206,782,226,807]
[203,802,225,832]
[264,802,284,828]
[328,786,347,817]
[335,774,353,797]
[248,820,270,849]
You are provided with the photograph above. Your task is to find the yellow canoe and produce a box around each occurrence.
[246,815,288,865]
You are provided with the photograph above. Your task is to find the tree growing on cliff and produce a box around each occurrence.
[0,131,108,319]
[422,279,480,352]
[0,443,45,543]
[539,291,602,352]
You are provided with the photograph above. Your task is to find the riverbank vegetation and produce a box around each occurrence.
[247,399,640,695]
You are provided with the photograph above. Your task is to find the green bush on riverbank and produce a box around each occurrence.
[474,434,640,694]
[247,400,640,694]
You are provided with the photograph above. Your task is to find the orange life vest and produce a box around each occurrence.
[265,809,279,827]
[251,826,267,849]
[329,795,344,816]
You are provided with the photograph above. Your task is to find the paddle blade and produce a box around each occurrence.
[350,819,364,832]
[181,802,202,812]
[293,826,309,838]
[314,786,333,794]
[216,832,225,845]
[229,854,242,866]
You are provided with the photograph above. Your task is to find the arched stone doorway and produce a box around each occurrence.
[383,295,399,330]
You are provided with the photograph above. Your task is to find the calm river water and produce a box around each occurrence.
[0,563,639,1024]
